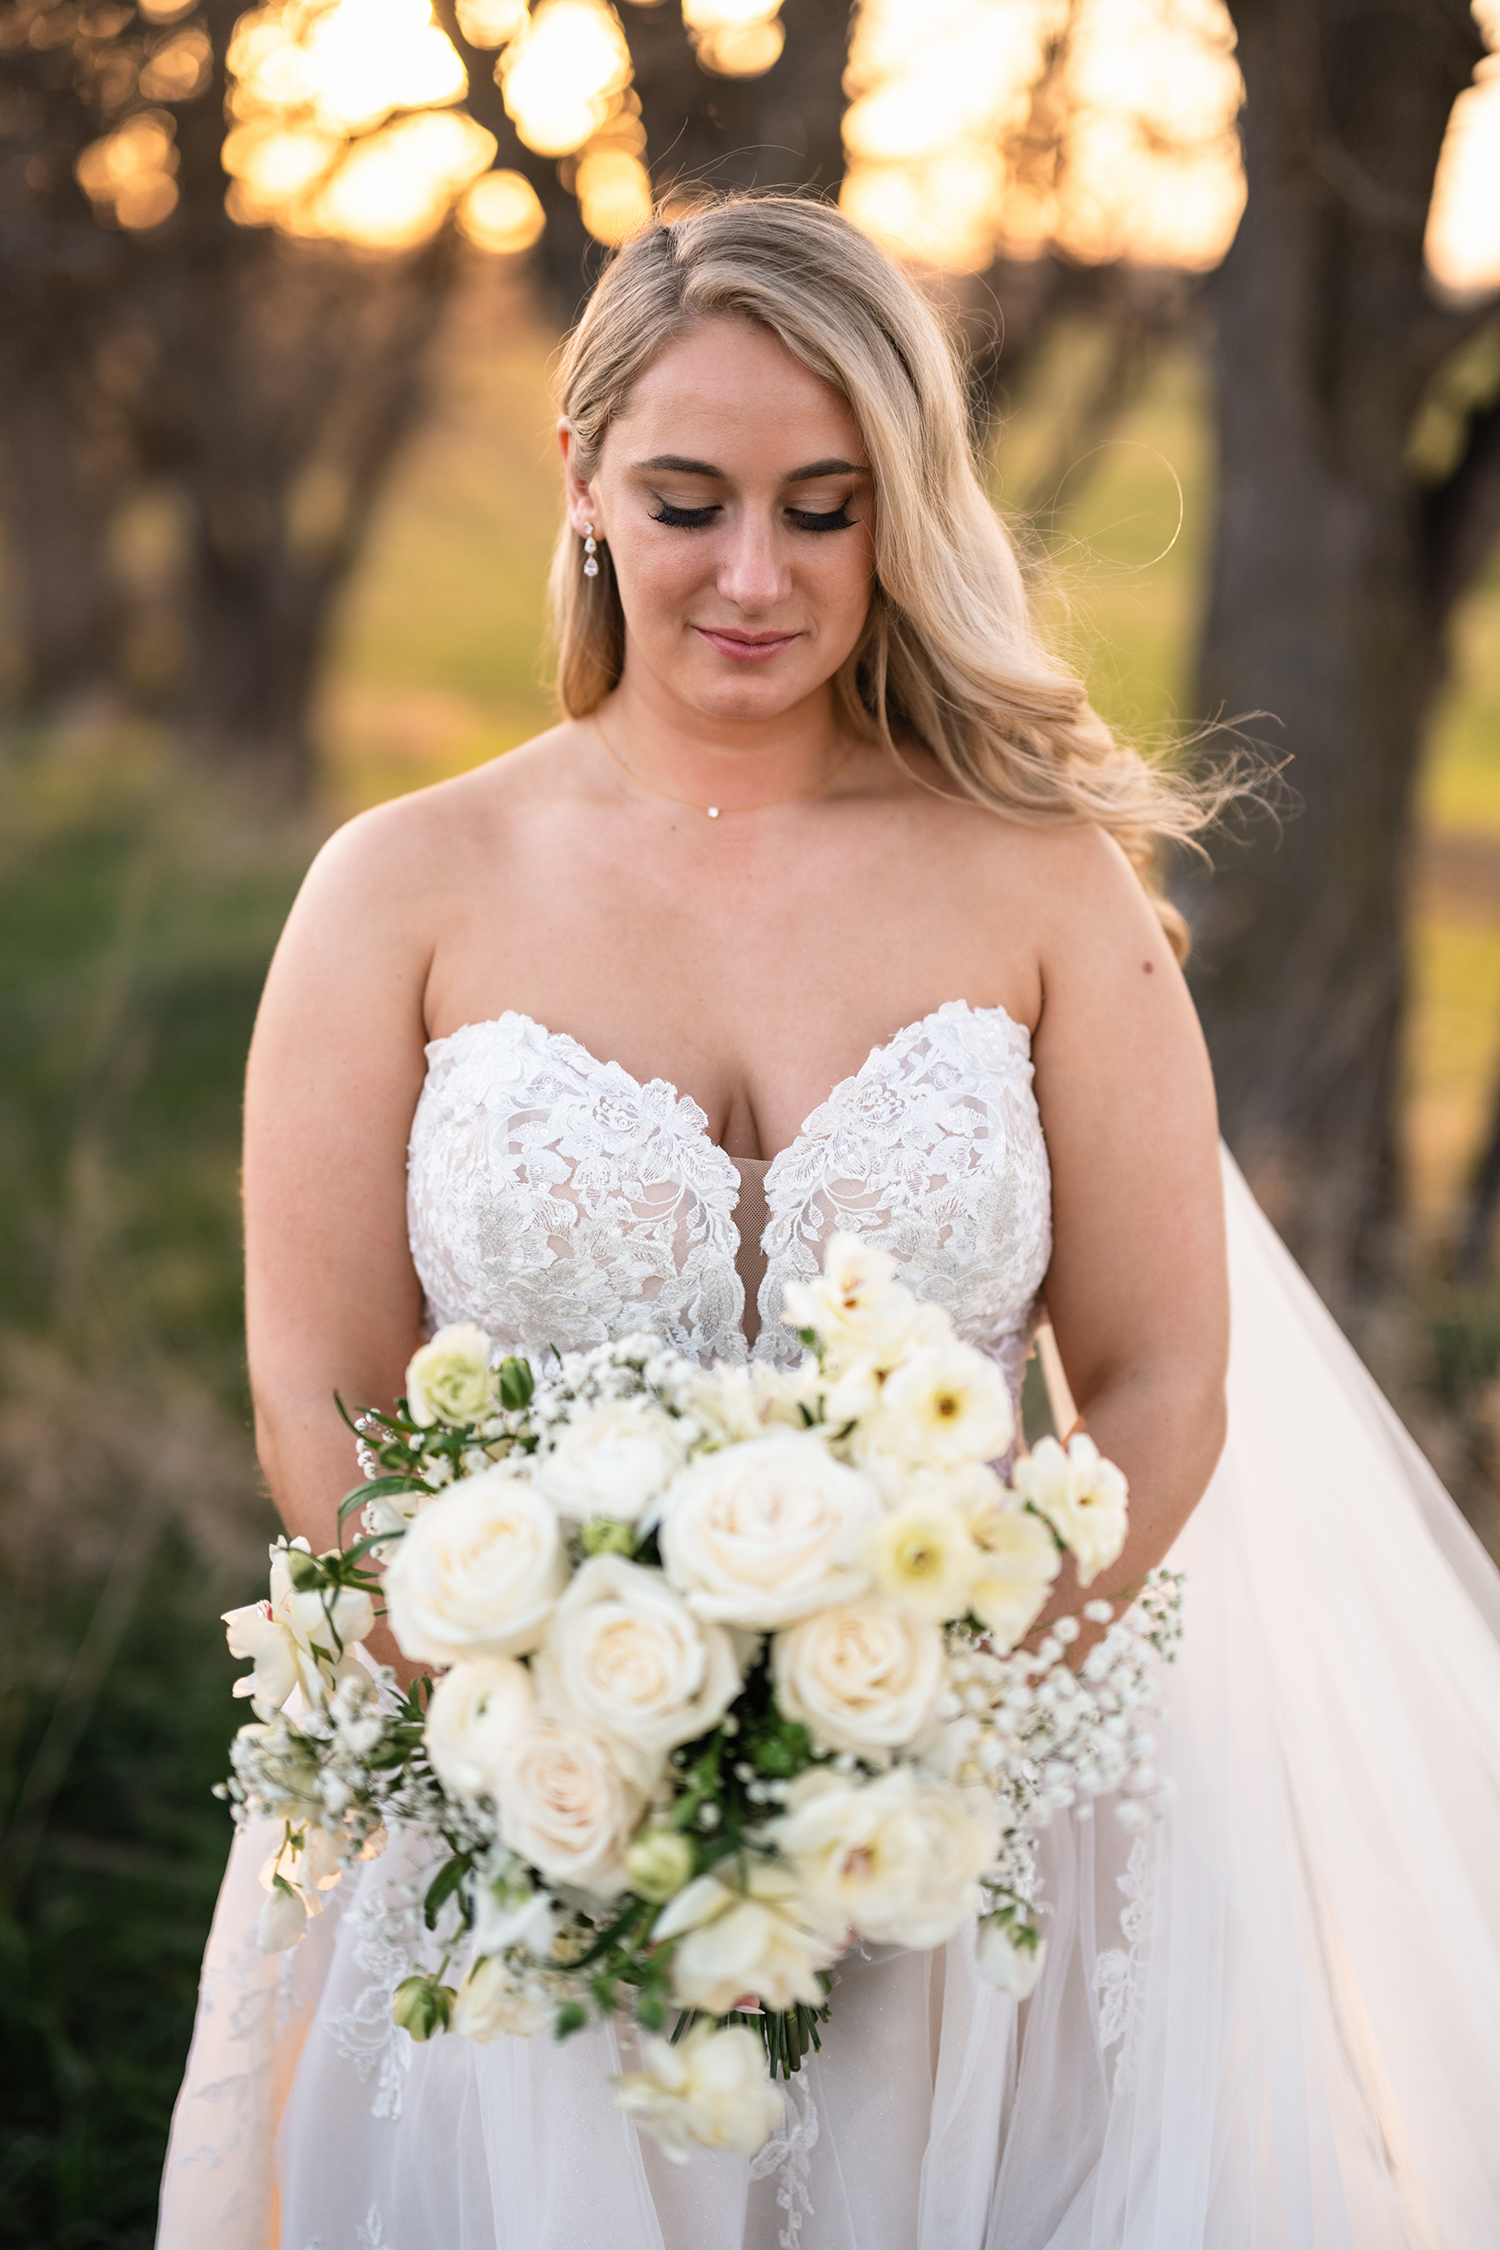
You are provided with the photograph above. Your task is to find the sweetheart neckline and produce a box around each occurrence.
[422,997,1031,1174]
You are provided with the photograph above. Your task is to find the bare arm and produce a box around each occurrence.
[1027,830,1228,1628]
[243,804,437,1672]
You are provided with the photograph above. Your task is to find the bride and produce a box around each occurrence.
[158,195,1500,2248]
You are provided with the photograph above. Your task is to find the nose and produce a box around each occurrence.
[715,507,790,614]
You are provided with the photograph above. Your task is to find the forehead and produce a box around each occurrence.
[607,316,865,465]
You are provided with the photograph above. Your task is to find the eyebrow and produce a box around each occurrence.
[632,454,870,481]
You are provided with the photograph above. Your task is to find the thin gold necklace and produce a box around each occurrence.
[592,713,858,819]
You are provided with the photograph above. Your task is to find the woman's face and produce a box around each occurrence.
[561,316,876,725]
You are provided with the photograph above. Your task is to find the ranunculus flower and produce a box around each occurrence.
[533,1557,740,1791]
[611,2022,784,2162]
[771,1597,947,1758]
[383,1469,568,1665]
[966,1496,1061,1648]
[406,1323,497,1427]
[424,1656,535,1800]
[658,1433,879,1630]
[653,1864,836,2014]
[490,1713,642,1898]
[780,1232,916,1372]
[223,1538,374,1718]
[770,1765,999,1949]
[861,1498,982,1622]
[531,1400,688,1524]
[975,1914,1048,1998]
[452,1956,552,2041]
[1011,1433,1128,1587]
[859,1342,1015,1470]
[686,1362,811,1446]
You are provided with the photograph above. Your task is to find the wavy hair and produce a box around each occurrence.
[550,194,1208,955]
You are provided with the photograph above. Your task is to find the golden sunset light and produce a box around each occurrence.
[202,0,1499,290]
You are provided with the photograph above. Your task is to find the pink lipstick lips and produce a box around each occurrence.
[693,626,800,662]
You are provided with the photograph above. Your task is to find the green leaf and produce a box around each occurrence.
[555,2001,587,2039]
[423,1852,472,1931]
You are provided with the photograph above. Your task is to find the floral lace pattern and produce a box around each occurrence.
[408,1002,1051,1399]
[1094,1832,1152,2095]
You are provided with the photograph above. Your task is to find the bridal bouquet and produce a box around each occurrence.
[220,1236,1183,2160]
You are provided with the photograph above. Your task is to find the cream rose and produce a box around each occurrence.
[653,1864,836,2014]
[658,1433,879,1629]
[424,1656,535,1800]
[491,1713,641,1898]
[452,1956,552,2041]
[1011,1434,1128,1587]
[406,1323,497,1428]
[383,1468,568,1665]
[967,1496,1061,1648]
[771,1597,946,1757]
[770,1765,999,1949]
[533,1557,740,1791]
[531,1400,688,1524]
[780,1231,916,1371]
[612,2023,784,2162]
[859,1342,1015,1470]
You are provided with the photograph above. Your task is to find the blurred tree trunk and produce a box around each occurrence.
[1186,0,1500,1313]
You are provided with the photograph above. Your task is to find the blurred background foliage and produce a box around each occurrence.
[4,0,1500,2240]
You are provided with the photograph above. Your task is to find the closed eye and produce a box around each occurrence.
[787,506,856,532]
[649,499,720,529]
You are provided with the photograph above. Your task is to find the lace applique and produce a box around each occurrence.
[749,2070,820,2248]
[356,2206,389,2247]
[1094,1833,1151,2093]
[408,1003,1051,1401]
[326,1871,427,2120]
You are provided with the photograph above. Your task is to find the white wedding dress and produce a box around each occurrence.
[157,1000,1500,2249]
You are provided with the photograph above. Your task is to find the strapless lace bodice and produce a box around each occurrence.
[406,998,1052,1399]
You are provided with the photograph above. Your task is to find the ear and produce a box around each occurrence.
[557,418,598,537]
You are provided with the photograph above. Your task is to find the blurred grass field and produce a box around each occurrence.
[3,272,1500,2244]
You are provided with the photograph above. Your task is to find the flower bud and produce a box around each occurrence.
[498,1355,534,1411]
[392,1973,455,2043]
[974,1913,1047,1999]
[283,1545,327,1595]
[257,1879,308,1953]
[580,1517,637,1558]
[624,1827,696,1903]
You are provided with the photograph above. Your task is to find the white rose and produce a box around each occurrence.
[653,1865,836,2014]
[771,1598,947,1757]
[859,1343,1015,1470]
[770,1765,999,1949]
[612,2022,784,2162]
[383,1468,568,1665]
[491,1713,641,1898]
[966,1496,1061,1648]
[861,1498,982,1622]
[406,1323,497,1427]
[533,1557,740,1791]
[424,1656,536,1799]
[531,1400,689,1524]
[975,1914,1049,1999]
[658,1433,879,1630]
[780,1231,917,1371]
[223,1538,374,1718]
[452,1955,553,2041]
[1011,1434,1128,1587]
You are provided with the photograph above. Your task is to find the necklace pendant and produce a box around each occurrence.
[707,806,719,818]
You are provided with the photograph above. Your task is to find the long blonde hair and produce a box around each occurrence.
[550,194,1203,954]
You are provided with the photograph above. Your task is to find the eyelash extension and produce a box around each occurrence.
[648,501,857,532]
[648,501,719,528]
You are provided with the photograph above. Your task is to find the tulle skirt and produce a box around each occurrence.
[156,1152,1500,2249]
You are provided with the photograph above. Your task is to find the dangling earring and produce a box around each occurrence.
[582,522,599,579]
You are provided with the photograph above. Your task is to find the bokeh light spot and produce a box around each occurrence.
[501,0,632,157]
[459,166,548,252]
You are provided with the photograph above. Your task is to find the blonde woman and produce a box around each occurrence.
[159,198,1500,2249]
